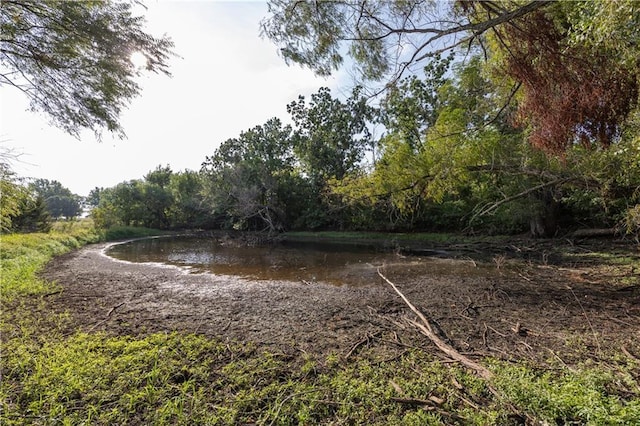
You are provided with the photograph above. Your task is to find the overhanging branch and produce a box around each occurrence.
[472,177,573,221]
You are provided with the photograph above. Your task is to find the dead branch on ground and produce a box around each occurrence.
[377,268,493,380]
[88,302,125,332]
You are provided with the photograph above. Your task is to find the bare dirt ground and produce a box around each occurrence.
[42,238,640,364]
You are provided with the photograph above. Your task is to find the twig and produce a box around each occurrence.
[622,346,640,363]
[391,396,443,406]
[458,394,481,410]
[567,286,601,355]
[391,397,466,421]
[482,323,489,347]
[486,324,507,337]
[87,302,125,332]
[545,348,575,371]
[607,316,635,327]
[106,302,125,317]
[346,333,371,359]
[517,273,532,282]
[267,390,317,426]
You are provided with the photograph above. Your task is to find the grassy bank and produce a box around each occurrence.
[1,226,639,424]
[282,231,485,245]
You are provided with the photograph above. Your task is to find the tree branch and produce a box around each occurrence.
[378,268,493,380]
[472,177,573,221]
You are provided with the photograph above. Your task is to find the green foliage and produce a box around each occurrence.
[167,170,214,229]
[332,56,543,232]
[0,0,174,138]
[261,1,549,83]
[284,86,377,229]
[199,95,377,232]
[29,178,82,219]
[560,118,640,230]
[288,86,375,184]
[201,118,298,232]
[492,362,640,424]
[0,164,31,232]
[622,205,640,238]
[92,166,213,230]
[381,54,453,148]
[1,169,54,234]
[10,195,52,233]
[564,0,640,70]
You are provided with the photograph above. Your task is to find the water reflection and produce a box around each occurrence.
[106,236,401,286]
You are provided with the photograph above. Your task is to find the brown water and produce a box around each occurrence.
[106,236,413,286]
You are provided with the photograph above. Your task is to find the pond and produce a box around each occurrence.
[105,235,452,286]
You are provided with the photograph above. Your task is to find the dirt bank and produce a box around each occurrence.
[42,239,640,364]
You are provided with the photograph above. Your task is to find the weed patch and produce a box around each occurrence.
[1,230,101,302]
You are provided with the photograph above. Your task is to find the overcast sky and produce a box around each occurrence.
[1,0,348,196]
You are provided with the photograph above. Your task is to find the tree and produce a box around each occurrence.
[263,1,639,156]
[86,187,104,208]
[11,194,51,233]
[477,2,639,154]
[288,86,374,184]
[0,163,29,232]
[96,180,145,227]
[0,0,174,138]
[167,170,213,229]
[261,0,550,83]
[331,56,559,234]
[29,179,82,219]
[201,118,299,232]
[145,164,172,188]
[563,0,640,69]
[380,54,453,150]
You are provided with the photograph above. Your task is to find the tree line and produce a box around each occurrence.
[0,170,83,233]
[88,68,640,237]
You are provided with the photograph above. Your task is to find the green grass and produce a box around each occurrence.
[0,229,101,302]
[283,230,498,244]
[1,227,639,424]
[491,361,640,424]
[102,225,169,241]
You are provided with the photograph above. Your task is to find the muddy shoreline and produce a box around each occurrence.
[42,238,640,363]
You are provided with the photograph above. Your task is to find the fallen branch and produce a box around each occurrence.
[106,302,125,317]
[622,346,639,363]
[377,268,493,380]
[88,302,125,332]
[345,332,380,359]
[571,228,616,238]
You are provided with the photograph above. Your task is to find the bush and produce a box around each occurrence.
[621,204,640,239]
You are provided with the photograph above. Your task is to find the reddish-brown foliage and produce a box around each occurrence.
[497,11,638,155]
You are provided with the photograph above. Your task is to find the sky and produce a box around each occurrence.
[0,0,349,196]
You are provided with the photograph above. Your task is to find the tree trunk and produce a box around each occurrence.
[529,189,560,238]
